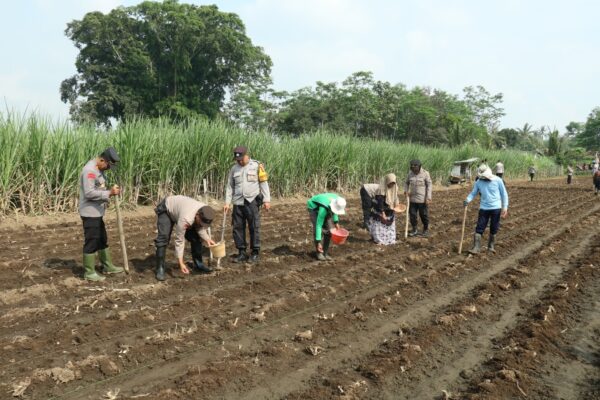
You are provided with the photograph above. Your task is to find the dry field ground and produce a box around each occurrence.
[1,178,599,400]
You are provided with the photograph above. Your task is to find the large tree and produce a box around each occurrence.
[576,107,600,150]
[60,0,271,125]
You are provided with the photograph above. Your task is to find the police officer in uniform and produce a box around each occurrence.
[79,147,124,281]
[224,146,271,263]
[154,195,216,281]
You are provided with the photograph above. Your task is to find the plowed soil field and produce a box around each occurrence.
[1,178,599,400]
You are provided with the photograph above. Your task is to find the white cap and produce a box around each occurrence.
[330,196,346,215]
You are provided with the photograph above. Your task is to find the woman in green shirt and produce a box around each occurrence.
[307,193,346,261]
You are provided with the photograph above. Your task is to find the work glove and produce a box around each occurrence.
[463,200,468,207]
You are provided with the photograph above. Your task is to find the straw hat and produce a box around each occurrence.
[330,196,346,215]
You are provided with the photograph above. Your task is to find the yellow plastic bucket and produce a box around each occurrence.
[209,241,226,258]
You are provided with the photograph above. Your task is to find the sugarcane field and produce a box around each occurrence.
[2,1,600,400]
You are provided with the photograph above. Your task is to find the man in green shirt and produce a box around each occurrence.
[307,193,346,261]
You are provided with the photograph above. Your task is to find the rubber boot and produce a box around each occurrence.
[155,246,166,281]
[233,249,248,263]
[99,248,124,274]
[322,235,333,260]
[83,253,105,282]
[408,226,418,237]
[249,249,260,263]
[487,234,496,253]
[190,240,212,273]
[469,233,482,255]
[419,229,429,238]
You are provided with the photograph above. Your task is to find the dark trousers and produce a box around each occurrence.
[530,173,535,181]
[475,209,501,235]
[232,200,261,251]
[154,199,173,248]
[567,175,572,184]
[496,173,503,179]
[81,217,108,253]
[409,202,429,230]
[309,209,333,245]
[359,187,373,226]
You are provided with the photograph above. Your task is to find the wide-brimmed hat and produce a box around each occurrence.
[330,196,346,215]
[477,166,494,180]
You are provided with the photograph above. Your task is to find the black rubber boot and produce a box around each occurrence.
[322,235,333,260]
[233,249,248,263]
[249,249,260,263]
[155,246,166,281]
[487,234,496,253]
[190,241,212,273]
[469,233,482,255]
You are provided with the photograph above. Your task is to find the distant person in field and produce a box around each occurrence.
[567,165,574,185]
[594,170,600,195]
[528,165,537,181]
[404,159,432,237]
[224,146,271,264]
[307,193,346,261]
[494,160,504,180]
[365,173,402,245]
[153,195,216,281]
[464,166,509,254]
[78,147,124,281]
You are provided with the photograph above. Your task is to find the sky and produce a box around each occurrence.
[1,0,599,131]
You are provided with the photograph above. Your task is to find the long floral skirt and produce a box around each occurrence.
[368,217,396,245]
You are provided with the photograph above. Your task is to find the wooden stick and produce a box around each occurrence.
[114,191,130,274]
[217,209,227,268]
[404,185,410,239]
[458,205,468,254]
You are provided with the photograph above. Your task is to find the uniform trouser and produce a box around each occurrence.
[81,216,108,253]
[359,187,374,226]
[567,175,572,184]
[530,173,535,181]
[154,199,174,249]
[475,209,501,235]
[409,202,429,230]
[309,209,333,245]
[232,199,261,251]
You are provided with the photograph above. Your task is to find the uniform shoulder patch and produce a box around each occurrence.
[87,172,96,179]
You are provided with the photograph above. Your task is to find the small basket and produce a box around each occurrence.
[331,228,349,245]
[209,241,226,258]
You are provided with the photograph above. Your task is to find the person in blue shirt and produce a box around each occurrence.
[463,166,509,254]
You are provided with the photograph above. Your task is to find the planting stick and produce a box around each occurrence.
[404,185,410,239]
[458,205,468,254]
[114,188,130,274]
[216,209,227,268]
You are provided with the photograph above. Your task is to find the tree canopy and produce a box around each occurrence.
[60,0,271,125]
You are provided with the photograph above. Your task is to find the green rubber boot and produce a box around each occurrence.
[468,233,482,255]
[99,248,124,274]
[83,253,105,281]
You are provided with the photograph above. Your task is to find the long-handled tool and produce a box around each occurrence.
[113,186,129,274]
[458,205,468,254]
[216,209,227,268]
[404,185,410,239]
